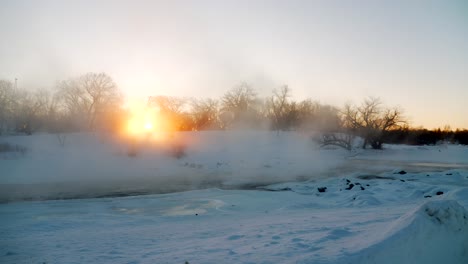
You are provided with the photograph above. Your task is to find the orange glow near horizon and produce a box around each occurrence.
[120,98,177,143]
[123,99,158,137]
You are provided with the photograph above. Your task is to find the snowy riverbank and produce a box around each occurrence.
[1,131,468,263]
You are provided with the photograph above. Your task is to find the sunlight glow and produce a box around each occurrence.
[119,98,178,144]
[144,121,153,131]
[123,99,158,137]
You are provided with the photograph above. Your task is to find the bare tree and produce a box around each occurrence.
[56,78,87,121]
[314,104,341,132]
[190,98,219,130]
[148,96,186,115]
[221,82,256,113]
[147,96,190,131]
[0,79,63,135]
[221,82,258,128]
[13,89,44,134]
[342,97,406,149]
[56,72,121,131]
[267,85,292,132]
[218,111,234,130]
[0,80,14,134]
[273,98,340,133]
[80,73,121,129]
[293,99,318,130]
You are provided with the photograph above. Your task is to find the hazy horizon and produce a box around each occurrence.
[1,0,467,129]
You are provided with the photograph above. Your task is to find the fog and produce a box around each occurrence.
[0,131,349,202]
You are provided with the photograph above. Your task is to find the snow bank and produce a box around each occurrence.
[346,200,468,264]
[1,176,468,263]
[2,132,468,263]
[262,170,468,209]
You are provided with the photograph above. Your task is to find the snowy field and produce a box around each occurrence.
[1,131,468,263]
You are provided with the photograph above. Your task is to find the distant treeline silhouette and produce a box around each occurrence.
[382,128,468,146]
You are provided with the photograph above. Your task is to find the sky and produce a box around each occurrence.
[0,0,467,129]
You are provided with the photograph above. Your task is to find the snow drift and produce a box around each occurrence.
[346,200,468,264]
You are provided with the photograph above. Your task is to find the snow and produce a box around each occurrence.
[1,131,468,263]
[347,200,468,264]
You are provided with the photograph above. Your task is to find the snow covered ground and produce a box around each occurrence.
[1,131,468,263]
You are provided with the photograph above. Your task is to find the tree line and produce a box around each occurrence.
[0,74,341,135]
[0,73,122,134]
[1,72,467,148]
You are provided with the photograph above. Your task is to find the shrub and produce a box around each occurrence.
[126,145,139,157]
[0,142,27,155]
[318,132,354,151]
[168,142,187,159]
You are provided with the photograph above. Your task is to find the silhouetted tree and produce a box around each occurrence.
[342,97,406,149]
[190,98,219,130]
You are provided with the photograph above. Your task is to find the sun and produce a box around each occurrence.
[144,121,153,131]
[120,98,176,142]
[122,99,159,137]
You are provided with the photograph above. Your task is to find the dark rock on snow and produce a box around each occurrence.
[317,187,327,193]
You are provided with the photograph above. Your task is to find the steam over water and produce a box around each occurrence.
[2,131,468,202]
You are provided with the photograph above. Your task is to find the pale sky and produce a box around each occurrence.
[1,0,467,129]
